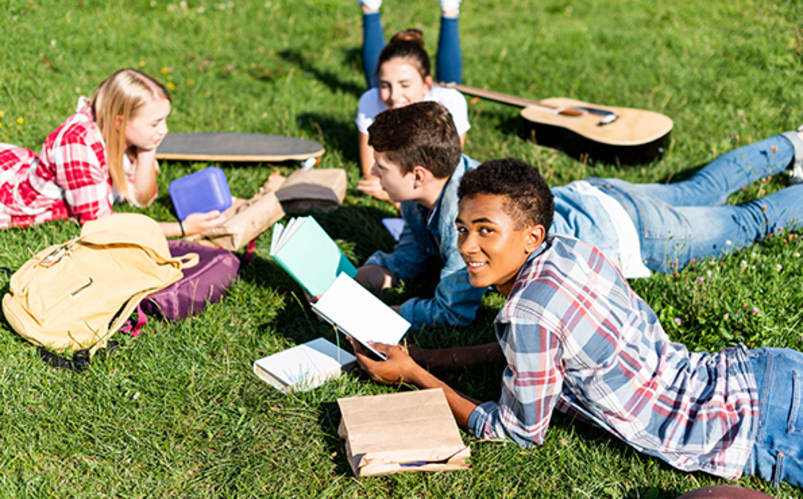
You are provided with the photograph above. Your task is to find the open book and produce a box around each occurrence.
[270,216,358,297]
[270,218,409,359]
[253,337,356,393]
[311,273,409,360]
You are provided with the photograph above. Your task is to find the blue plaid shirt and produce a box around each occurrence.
[468,235,759,480]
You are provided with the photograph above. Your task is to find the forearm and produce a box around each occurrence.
[413,342,502,371]
[408,364,479,430]
[358,133,374,178]
[132,150,158,206]
[158,221,184,238]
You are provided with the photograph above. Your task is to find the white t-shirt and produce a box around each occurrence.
[564,180,652,279]
[355,86,471,136]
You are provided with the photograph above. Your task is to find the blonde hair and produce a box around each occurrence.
[92,68,170,201]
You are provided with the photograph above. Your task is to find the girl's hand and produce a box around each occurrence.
[130,147,160,206]
[357,177,392,201]
[182,210,227,235]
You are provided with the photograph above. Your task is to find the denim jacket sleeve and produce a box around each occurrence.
[399,165,487,330]
[364,203,432,280]
[367,155,487,330]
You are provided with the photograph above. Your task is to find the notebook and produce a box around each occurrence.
[253,337,356,393]
[311,273,410,360]
[269,216,358,296]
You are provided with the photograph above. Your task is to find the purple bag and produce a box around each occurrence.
[123,241,240,336]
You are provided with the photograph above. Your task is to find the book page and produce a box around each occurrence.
[312,274,410,359]
[269,217,305,255]
[270,221,284,252]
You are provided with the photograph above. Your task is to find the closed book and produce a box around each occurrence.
[269,217,357,297]
[337,389,471,476]
[253,337,356,393]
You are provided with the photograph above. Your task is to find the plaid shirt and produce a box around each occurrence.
[467,235,759,480]
[0,98,145,229]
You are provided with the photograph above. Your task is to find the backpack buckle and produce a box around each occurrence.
[38,237,78,267]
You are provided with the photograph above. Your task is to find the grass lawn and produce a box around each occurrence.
[1,0,802,496]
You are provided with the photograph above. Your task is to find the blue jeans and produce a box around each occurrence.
[743,348,803,488]
[587,134,803,272]
[361,12,462,88]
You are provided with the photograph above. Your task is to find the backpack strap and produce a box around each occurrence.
[175,252,199,269]
[37,340,118,372]
[119,303,149,337]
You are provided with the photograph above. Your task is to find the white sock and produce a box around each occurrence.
[359,0,382,10]
[439,0,461,13]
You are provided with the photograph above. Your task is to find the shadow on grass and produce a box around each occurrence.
[296,112,357,161]
[317,400,356,476]
[278,48,364,98]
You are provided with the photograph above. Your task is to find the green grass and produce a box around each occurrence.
[1,0,802,496]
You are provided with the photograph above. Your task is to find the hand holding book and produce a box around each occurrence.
[270,217,410,359]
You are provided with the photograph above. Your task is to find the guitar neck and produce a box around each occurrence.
[442,83,551,109]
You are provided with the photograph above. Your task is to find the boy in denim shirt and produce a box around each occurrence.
[355,101,484,330]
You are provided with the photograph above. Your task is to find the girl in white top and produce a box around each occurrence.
[356,4,470,201]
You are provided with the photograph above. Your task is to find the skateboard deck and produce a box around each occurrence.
[155,132,324,163]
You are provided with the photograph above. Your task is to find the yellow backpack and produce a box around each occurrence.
[2,213,198,362]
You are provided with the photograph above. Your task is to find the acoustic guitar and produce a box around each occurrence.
[442,83,673,164]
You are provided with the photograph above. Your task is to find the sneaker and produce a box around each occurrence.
[790,124,803,184]
[439,0,461,13]
[358,0,382,10]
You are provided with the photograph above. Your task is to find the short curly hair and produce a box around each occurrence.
[367,101,461,178]
[458,158,554,232]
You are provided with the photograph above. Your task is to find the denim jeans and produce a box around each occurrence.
[743,348,803,488]
[361,12,462,88]
[587,134,803,272]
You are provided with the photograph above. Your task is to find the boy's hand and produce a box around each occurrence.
[348,338,420,385]
[355,264,396,291]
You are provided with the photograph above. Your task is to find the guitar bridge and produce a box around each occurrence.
[597,113,618,126]
[572,106,619,126]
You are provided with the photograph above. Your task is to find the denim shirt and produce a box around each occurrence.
[364,155,487,330]
[366,157,624,330]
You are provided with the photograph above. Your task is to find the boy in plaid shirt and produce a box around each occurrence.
[351,158,803,488]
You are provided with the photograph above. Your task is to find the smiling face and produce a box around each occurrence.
[123,97,171,150]
[378,58,433,110]
[456,193,545,296]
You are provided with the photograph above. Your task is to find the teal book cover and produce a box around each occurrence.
[270,217,357,296]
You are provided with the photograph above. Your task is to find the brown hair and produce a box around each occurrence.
[92,68,170,201]
[375,28,431,81]
[368,101,461,178]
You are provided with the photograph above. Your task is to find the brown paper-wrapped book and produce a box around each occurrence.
[186,168,347,251]
[275,168,346,214]
[185,177,285,251]
[337,388,471,476]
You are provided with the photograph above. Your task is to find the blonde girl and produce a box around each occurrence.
[0,68,224,236]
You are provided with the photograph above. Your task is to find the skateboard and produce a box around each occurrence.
[155,132,325,168]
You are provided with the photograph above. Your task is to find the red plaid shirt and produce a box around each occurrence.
[0,98,146,228]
